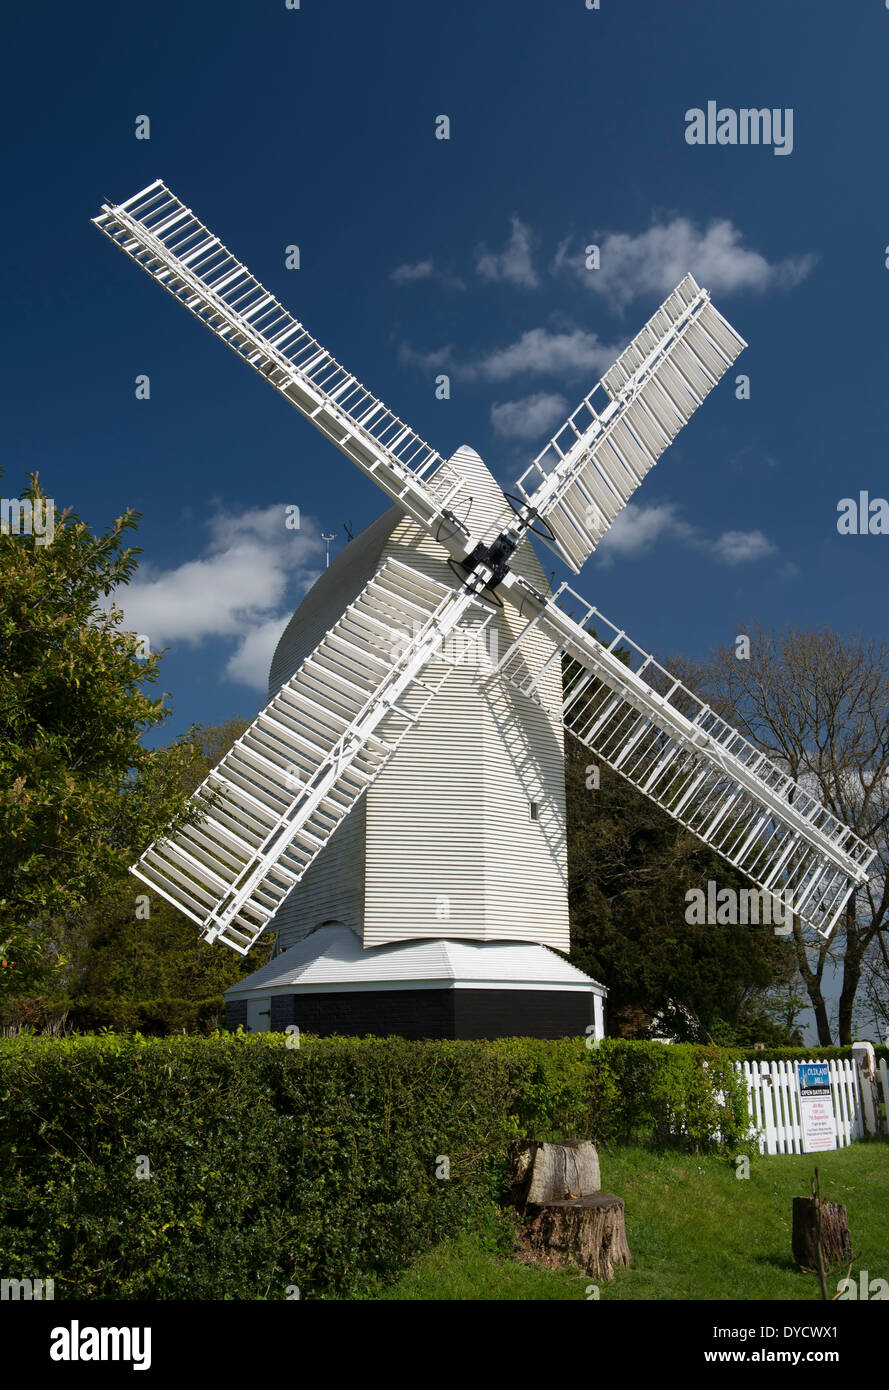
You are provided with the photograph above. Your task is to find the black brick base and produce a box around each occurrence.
[226,998,248,1030]
[227,987,594,1040]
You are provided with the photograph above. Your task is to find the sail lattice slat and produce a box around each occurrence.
[498,579,875,939]
[514,275,746,571]
[133,560,486,953]
[93,180,473,548]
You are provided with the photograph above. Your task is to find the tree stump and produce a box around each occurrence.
[507,1142,630,1281]
[520,1193,632,1281]
[792,1196,852,1272]
[508,1139,601,1205]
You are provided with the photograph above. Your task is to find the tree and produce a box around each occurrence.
[0,473,197,995]
[861,932,889,1044]
[61,719,271,1008]
[677,626,889,1044]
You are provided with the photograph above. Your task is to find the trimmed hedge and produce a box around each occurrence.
[0,995,226,1035]
[0,1033,756,1299]
[732,1045,889,1063]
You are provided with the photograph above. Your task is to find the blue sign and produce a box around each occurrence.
[797,1062,831,1097]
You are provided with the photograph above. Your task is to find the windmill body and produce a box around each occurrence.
[92,180,876,1039]
[267,445,569,956]
[226,445,603,1039]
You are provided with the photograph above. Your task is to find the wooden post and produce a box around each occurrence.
[792,1167,852,1288]
[853,1042,884,1138]
[508,1139,601,1205]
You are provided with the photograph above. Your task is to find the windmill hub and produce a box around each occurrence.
[460,530,521,594]
[92,179,876,1039]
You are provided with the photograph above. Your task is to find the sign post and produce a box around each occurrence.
[797,1062,838,1153]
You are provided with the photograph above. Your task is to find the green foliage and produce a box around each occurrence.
[0,994,228,1035]
[0,706,264,1021]
[0,1034,758,1299]
[0,1034,516,1298]
[0,473,200,994]
[594,1041,750,1152]
[49,717,268,1017]
[732,1044,888,1064]
[61,871,267,1012]
[489,1036,619,1142]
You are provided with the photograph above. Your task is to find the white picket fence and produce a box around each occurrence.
[737,1057,889,1155]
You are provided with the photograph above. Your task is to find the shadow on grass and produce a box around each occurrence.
[751,1251,803,1275]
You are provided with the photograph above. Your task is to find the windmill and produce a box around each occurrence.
[94,181,875,1039]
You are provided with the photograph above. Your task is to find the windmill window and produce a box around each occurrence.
[529,801,540,822]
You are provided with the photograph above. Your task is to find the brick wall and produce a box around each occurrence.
[227,988,594,1039]
[225,999,248,1031]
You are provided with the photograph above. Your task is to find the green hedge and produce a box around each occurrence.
[0,995,226,1035]
[0,1033,755,1299]
[731,1045,889,1064]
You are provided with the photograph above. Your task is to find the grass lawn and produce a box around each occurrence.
[368,1140,889,1300]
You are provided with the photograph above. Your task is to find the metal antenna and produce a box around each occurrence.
[321,533,335,568]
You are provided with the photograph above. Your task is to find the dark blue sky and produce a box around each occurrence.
[4,0,889,738]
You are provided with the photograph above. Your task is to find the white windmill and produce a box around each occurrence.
[94,181,875,1039]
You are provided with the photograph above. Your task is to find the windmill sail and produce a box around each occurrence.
[134,561,488,953]
[513,275,746,571]
[94,178,873,957]
[497,576,875,939]
[93,181,476,559]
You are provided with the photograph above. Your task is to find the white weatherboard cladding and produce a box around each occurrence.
[265,797,366,947]
[268,446,569,954]
[267,508,396,694]
[440,444,513,548]
[266,517,392,948]
[363,656,568,950]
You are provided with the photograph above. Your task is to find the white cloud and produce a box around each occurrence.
[555,217,816,309]
[399,325,624,384]
[475,216,538,289]
[391,258,436,284]
[490,392,569,440]
[390,258,465,290]
[397,341,457,373]
[472,327,620,382]
[712,529,777,565]
[594,502,777,570]
[112,504,323,690]
[224,614,293,687]
[595,502,694,565]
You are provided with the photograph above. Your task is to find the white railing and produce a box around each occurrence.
[737,1057,889,1155]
